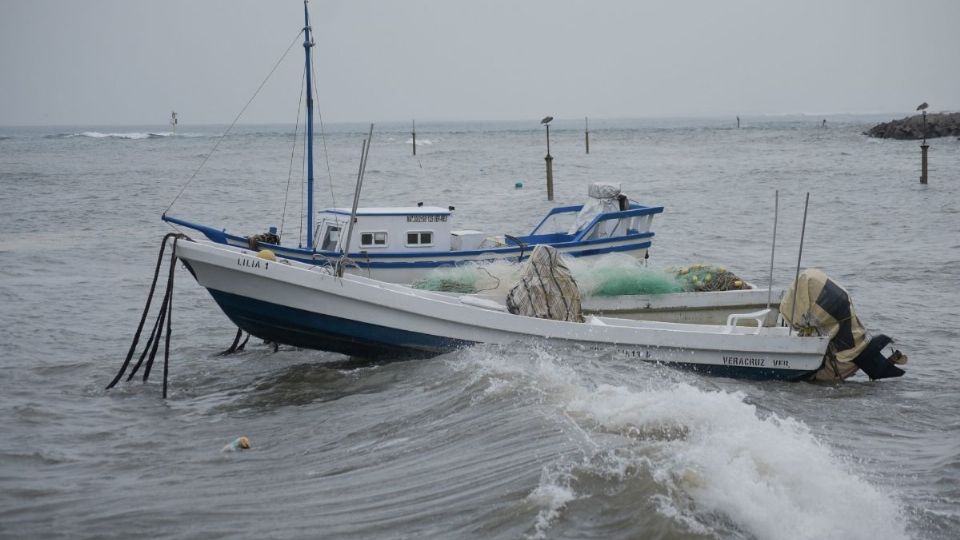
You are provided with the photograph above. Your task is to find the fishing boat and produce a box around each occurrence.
[175,238,830,381]
[164,191,663,284]
[160,0,663,284]
[151,1,906,386]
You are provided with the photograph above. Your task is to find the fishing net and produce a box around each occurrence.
[567,253,684,296]
[411,275,478,293]
[412,257,750,297]
[412,262,519,295]
[580,266,686,296]
[670,264,750,292]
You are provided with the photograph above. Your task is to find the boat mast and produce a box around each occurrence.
[303,0,316,249]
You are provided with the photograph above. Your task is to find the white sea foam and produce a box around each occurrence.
[526,477,578,540]
[566,383,908,540]
[69,131,204,139]
[80,131,153,139]
[406,137,433,146]
[458,349,907,540]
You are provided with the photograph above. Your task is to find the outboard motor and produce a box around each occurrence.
[780,269,907,381]
[568,183,623,235]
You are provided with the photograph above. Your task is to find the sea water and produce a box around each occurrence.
[1,117,958,539]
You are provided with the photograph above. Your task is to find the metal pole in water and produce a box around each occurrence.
[921,109,928,184]
[766,189,779,309]
[917,103,929,184]
[584,116,590,154]
[541,116,554,201]
[412,119,416,156]
[788,192,810,335]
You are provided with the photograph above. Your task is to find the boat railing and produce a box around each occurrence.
[528,205,583,236]
[162,214,230,244]
[572,204,664,241]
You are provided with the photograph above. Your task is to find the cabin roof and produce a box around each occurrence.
[323,206,450,216]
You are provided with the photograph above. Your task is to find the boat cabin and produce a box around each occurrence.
[316,207,458,253]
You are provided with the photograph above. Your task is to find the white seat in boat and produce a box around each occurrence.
[724,309,771,334]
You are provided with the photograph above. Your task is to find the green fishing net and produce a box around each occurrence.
[669,264,750,292]
[411,275,478,293]
[584,267,687,296]
[411,264,512,294]
[412,260,750,296]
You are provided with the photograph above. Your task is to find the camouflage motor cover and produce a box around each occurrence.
[780,269,905,381]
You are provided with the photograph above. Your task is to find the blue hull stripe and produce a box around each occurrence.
[208,289,474,358]
[328,240,653,269]
[203,289,814,381]
[664,362,813,381]
[163,214,654,269]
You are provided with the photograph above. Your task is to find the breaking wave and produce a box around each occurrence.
[454,348,908,540]
[406,137,434,146]
[45,131,205,140]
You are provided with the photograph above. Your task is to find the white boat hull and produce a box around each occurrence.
[176,240,829,380]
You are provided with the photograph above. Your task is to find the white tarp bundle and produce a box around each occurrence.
[506,245,584,323]
[568,183,623,235]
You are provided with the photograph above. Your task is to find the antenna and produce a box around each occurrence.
[338,123,375,277]
[766,190,779,309]
[788,192,810,335]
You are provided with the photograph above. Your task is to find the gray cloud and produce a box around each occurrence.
[2,0,957,126]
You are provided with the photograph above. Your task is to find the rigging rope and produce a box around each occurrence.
[162,29,305,217]
[279,65,306,241]
[308,50,337,248]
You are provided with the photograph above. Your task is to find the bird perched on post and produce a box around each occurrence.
[916,102,928,111]
[541,116,553,124]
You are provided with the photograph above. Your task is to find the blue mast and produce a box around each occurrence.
[303,0,316,249]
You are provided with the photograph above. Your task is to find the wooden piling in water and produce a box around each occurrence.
[412,120,416,156]
[545,154,554,201]
[585,117,590,154]
[921,144,928,184]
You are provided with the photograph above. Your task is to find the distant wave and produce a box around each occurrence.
[406,138,434,146]
[0,136,12,141]
[44,131,205,140]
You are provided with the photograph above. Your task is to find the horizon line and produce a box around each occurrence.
[2,110,948,129]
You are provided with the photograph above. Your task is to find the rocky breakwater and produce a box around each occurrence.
[865,112,960,140]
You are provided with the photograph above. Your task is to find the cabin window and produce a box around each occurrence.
[405,231,433,247]
[360,231,388,248]
[321,225,340,251]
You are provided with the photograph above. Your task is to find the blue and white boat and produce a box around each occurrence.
[159,1,662,283]
[164,191,663,283]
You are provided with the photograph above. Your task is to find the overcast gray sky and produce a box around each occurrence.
[2,0,958,126]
